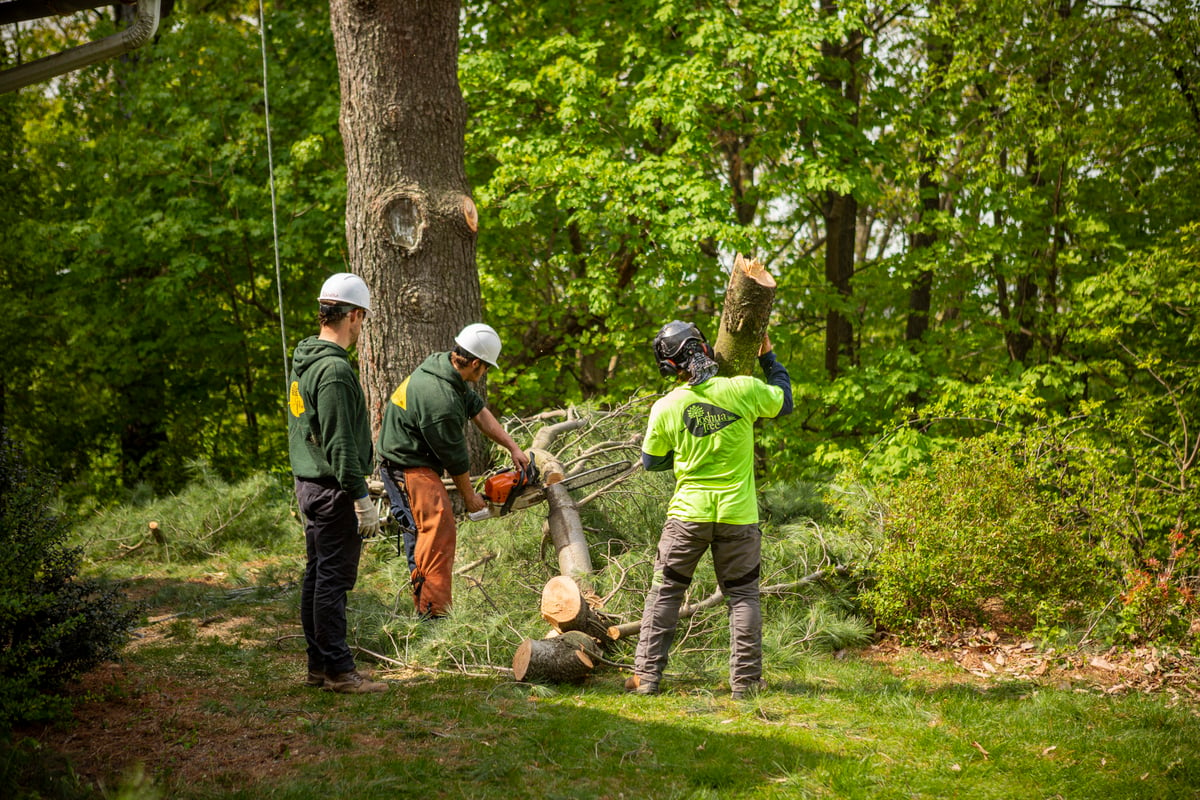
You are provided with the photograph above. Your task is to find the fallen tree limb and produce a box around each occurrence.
[576,463,642,509]
[544,482,592,577]
[530,417,588,451]
[454,552,497,576]
[608,566,847,640]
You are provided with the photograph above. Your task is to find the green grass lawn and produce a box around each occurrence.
[7,571,1199,800]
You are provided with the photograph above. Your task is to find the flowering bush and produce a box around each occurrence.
[1119,529,1200,643]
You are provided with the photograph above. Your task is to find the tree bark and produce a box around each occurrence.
[819,1,863,380]
[329,0,481,438]
[905,15,953,350]
[544,483,593,578]
[512,631,604,684]
[713,254,776,377]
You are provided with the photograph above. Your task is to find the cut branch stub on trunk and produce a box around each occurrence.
[714,254,777,377]
[540,575,619,650]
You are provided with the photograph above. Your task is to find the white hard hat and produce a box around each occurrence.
[455,323,502,367]
[318,273,371,314]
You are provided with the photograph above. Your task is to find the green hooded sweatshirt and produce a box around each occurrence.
[376,352,485,476]
[287,336,373,498]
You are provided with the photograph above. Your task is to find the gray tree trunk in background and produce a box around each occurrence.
[329,0,483,439]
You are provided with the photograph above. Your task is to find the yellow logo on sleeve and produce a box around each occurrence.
[390,376,410,409]
[289,381,306,417]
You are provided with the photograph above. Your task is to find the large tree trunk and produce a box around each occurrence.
[329,0,482,437]
[819,1,863,380]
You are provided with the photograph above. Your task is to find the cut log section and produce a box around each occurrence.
[512,631,605,684]
[540,575,619,650]
[714,253,777,377]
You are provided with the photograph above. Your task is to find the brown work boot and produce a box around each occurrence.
[624,674,660,696]
[305,669,326,688]
[325,669,388,694]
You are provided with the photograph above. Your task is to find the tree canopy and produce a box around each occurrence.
[1,0,1196,549]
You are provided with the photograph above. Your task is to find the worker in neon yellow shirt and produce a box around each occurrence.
[629,320,792,699]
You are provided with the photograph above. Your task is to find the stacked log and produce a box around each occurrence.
[512,575,618,684]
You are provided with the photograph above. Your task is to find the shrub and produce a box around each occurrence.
[861,437,1110,640]
[0,433,139,727]
[1117,528,1200,643]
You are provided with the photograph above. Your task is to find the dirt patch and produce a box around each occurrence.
[13,581,378,793]
[865,629,1200,706]
[19,657,338,790]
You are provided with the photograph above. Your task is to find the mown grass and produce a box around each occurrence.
[7,563,1199,800]
[7,460,1199,799]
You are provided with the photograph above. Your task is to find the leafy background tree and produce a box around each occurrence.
[4,4,345,500]
[1,0,1197,644]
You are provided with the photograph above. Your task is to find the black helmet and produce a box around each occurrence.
[653,320,710,377]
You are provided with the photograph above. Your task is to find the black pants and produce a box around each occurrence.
[296,477,362,676]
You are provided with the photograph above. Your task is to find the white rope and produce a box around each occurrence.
[257,0,290,393]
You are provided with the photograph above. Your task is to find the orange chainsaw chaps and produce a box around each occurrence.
[405,467,457,617]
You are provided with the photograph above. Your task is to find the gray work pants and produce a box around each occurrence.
[634,518,762,692]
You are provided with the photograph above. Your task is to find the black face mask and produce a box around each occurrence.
[683,347,718,386]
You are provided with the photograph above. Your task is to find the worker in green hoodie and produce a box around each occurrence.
[377,323,529,619]
[287,273,387,694]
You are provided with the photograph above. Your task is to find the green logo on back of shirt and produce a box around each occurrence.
[683,402,741,437]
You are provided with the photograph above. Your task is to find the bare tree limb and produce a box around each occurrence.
[608,566,847,640]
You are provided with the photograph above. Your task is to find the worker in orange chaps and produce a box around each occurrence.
[376,324,529,618]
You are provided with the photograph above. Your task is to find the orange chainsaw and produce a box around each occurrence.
[469,458,636,519]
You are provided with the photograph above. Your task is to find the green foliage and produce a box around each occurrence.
[1117,528,1200,644]
[862,437,1110,640]
[71,462,297,565]
[0,434,138,728]
[3,7,344,499]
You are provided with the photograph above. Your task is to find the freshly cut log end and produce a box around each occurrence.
[734,253,772,287]
[513,638,533,681]
[541,575,586,629]
[714,253,777,377]
[540,575,620,649]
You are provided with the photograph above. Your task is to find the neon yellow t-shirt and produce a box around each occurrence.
[643,375,784,524]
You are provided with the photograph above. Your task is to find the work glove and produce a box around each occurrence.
[354,495,381,538]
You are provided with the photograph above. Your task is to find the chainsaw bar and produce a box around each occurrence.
[506,459,635,512]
